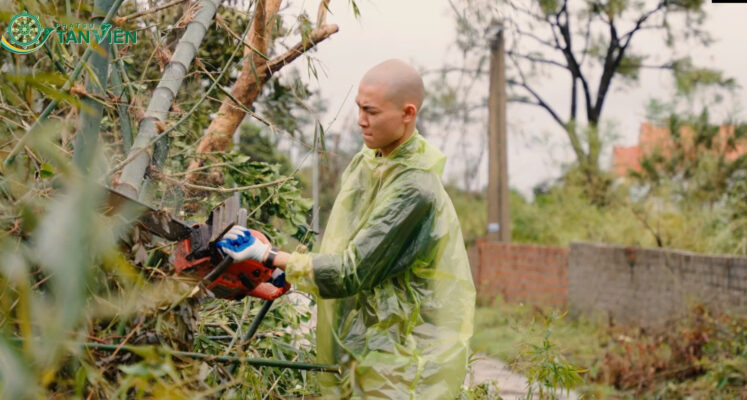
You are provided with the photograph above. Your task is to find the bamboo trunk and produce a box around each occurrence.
[3,0,125,167]
[115,0,223,198]
[72,0,115,171]
[109,45,134,153]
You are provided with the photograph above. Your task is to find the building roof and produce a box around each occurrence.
[611,122,746,178]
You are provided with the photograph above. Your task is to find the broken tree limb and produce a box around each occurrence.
[185,21,339,184]
[316,0,330,28]
[184,0,282,186]
[265,24,339,76]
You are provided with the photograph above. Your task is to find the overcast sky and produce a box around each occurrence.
[286,0,747,197]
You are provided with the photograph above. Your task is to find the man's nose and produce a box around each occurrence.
[358,111,368,127]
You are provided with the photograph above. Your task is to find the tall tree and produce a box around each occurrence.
[442,0,729,197]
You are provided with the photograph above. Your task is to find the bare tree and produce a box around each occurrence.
[440,0,730,198]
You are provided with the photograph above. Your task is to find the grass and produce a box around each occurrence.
[471,298,604,368]
[472,298,747,399]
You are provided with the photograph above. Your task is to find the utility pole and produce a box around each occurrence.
[486,25,511,242]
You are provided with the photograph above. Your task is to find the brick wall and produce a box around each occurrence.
[473,239,568,307]
[568,242,747,327]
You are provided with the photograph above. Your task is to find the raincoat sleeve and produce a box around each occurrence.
[286,175,436,298]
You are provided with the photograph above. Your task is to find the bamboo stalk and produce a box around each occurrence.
[109,45,134,153]
[72,0,115,171]
[114,0,224,198]
[7,338,339,373]
[3,0,125,168]
[104,16,255,179]
[83,341,340,372]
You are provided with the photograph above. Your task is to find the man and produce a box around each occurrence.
[218,59,475,399]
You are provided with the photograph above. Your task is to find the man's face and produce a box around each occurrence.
[355,83,407,153]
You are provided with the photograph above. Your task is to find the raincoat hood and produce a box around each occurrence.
[285,130,475,399]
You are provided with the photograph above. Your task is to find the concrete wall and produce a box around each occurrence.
[471,240,747,326]
[568,242,747,326]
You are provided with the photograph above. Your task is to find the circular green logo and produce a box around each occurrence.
[8,11,42,47]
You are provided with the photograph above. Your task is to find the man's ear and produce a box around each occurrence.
[403,104,417,122]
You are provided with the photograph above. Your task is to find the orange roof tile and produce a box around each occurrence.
[612,122,746,178]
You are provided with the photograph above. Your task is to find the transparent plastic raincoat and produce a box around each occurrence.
[285,131,475,399]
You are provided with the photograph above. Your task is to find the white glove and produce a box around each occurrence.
[216,225,270,263]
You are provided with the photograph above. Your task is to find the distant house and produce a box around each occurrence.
[612,122,747,178]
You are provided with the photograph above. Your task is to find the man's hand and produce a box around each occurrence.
[216,226,270,263]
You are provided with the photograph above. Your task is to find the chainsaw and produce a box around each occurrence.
[104,187,290,301]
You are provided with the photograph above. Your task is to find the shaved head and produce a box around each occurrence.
[360,59,425,110]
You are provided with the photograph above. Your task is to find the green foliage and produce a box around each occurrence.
[672,57,736,95]
[222,153,313,247]
[502,122,746,254]
[445,185,487,247]
[193,297,319,399]
[537,0,560,16]
[459,379,499,400]
[237,123,293,174]
[442,168,743,256]
[628,108,747,254]
[0,0,332,397]
[258,71,323,140]
[615,53,644,82]
[472,298,604,370]
[471,298,586,399]
[516,314,585,400]
[671,57,736,95]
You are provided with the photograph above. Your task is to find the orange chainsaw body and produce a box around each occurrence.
[173,228,290,301]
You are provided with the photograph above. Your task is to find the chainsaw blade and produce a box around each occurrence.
[103,186,193,241]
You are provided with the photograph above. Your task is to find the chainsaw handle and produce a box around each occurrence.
[203,222,237,282]
[204,255,233,282]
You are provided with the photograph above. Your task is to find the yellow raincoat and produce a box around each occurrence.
[286,131,475,399]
